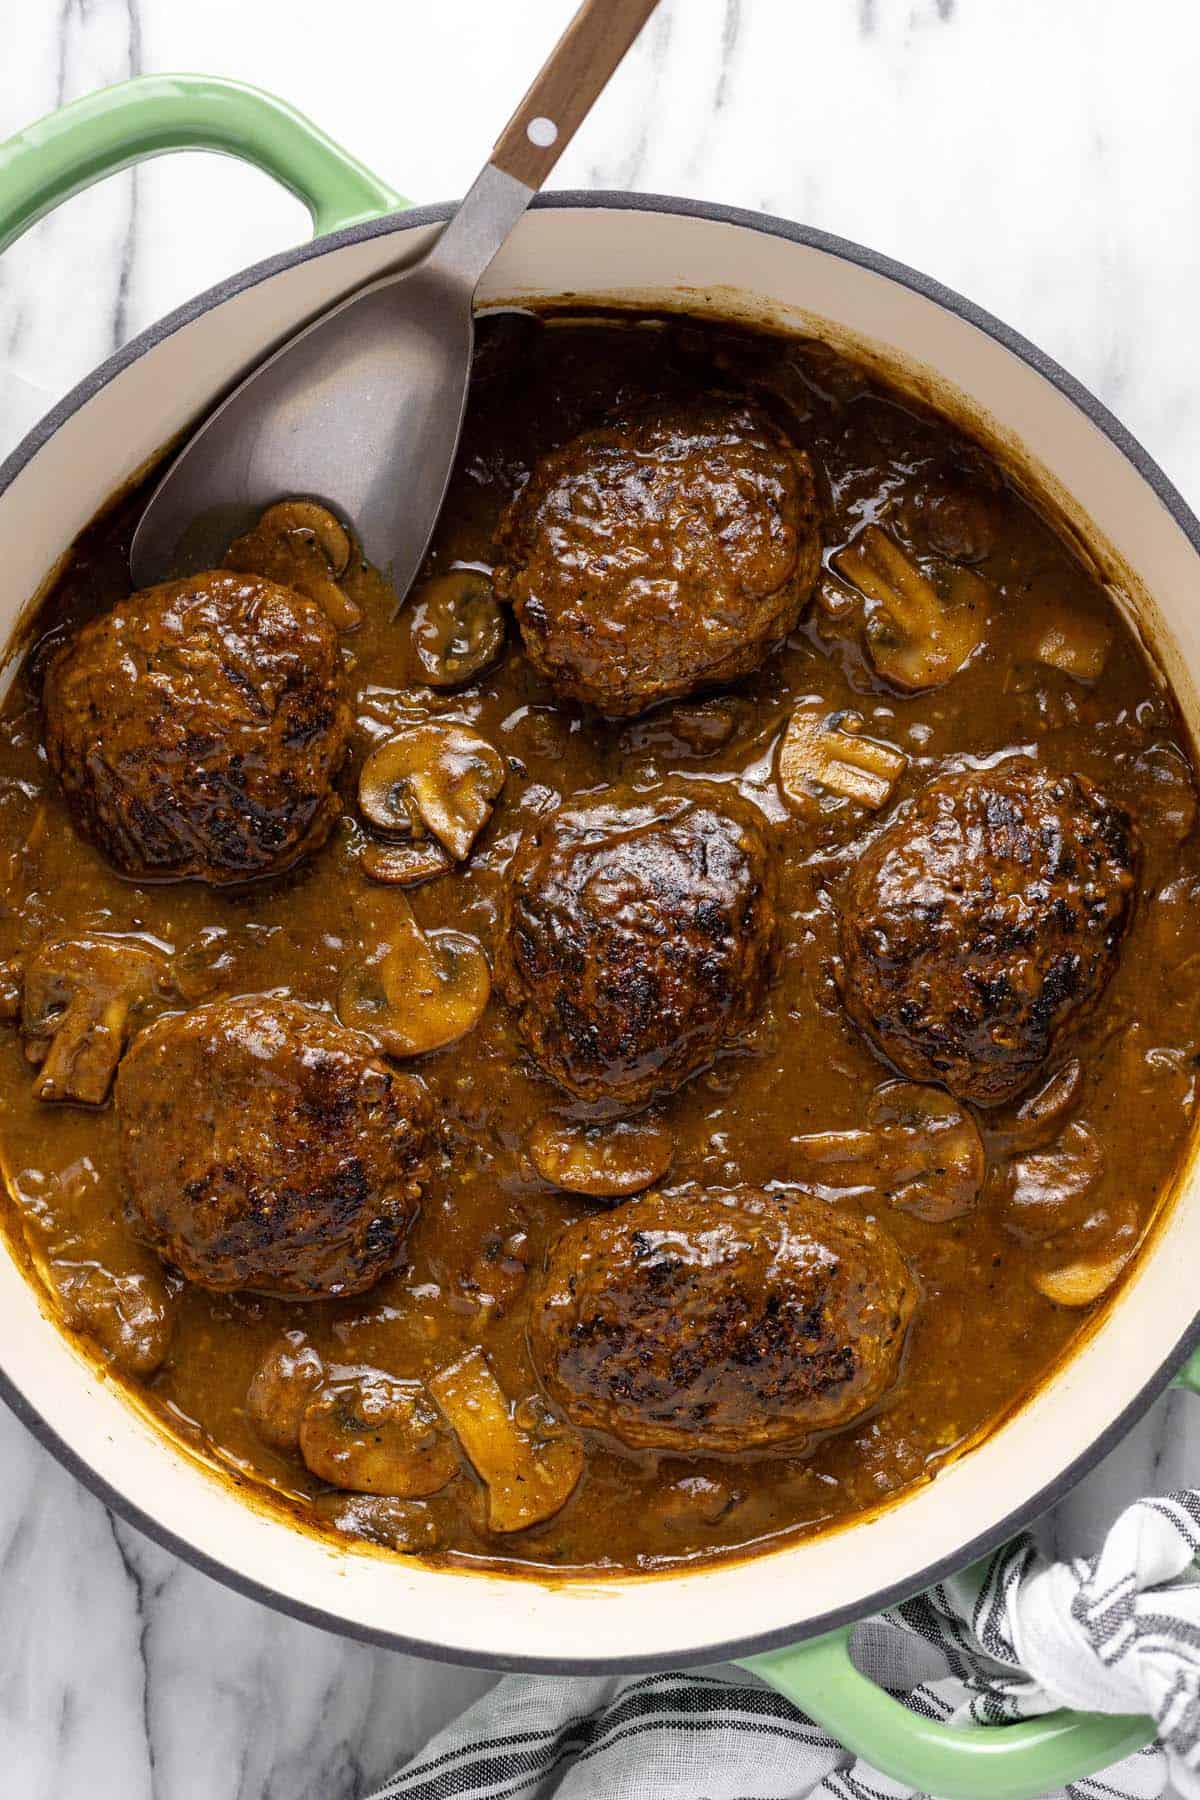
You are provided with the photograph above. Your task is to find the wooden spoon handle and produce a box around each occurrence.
[490,0,661,189]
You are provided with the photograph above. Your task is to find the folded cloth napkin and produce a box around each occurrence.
[370,1491,1200,1800]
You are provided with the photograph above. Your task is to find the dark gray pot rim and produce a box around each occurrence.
[2,189,1197,1674]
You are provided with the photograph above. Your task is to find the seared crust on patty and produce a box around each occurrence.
[530,1188,916,1454]
[498,784,777,1105]
[44,570,350,884]
[839,765,1138,1105]
[117,995,433,1298]
[493,397,821,716]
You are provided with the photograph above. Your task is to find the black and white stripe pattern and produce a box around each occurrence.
[371,1493,1200,1799]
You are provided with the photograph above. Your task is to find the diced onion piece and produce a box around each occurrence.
[834,526,988,691]
[778,704,906,819]
[431,1347,583,1534]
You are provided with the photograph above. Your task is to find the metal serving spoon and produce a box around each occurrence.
[130,0,660,597]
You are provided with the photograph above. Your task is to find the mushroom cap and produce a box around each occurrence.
[357,724,506,861]
[431,1347,583,1533]
[834,526,988,693]
[337,901,492,1058]
[793,1081,984,1223]
[299,1369,459,1496]
[247,1337,327,1453]
[409,570,506,688]
[44,571,351,884]
[527,1112,674,1198]
[117,994,433,1297]
[359,839,451,888]
[493,397,822,716]
[22,932,168,1105]
[224,500,362,632]
[777,704,906,820]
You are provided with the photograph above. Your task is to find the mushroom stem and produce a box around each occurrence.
[778,705,906,819]
[22,935,166,1105]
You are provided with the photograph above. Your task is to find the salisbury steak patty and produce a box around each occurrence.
[117,995,433,1298]
[531,1189,916,1454]
[492,397,821,716]
[839,765,1138,1106]
[498,786,777,1105]
[44,570,350,883]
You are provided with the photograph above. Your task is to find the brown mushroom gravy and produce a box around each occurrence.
[2,309,1199,1575]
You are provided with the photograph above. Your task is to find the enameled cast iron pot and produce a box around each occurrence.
[2,75,1199,1800]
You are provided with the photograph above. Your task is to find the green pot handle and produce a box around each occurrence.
[742,1347,1200,1799]
[0,73,405,256]
[740,1630,1151,1800]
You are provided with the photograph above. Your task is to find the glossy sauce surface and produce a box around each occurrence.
[2,312,1199,1574]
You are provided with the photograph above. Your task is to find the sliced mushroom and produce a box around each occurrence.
[1031,1249,1131,1308]
[430,1347,583,1533]
[246,1337,327,1454]
[1034,611,1112,684]
[990,1060,1084,1155]
[337,897,491,1057]
[310,1491,440,1552]
[410,570,506,687]
[299,1369,459,1497]
[1003,1121,1104,1243]
[55,1263,176,1378]
[224,499,362,631]
[359,838,451,888]
[668,699,739,755]
[793,1081,984,1222]
[358,724,506,861]
[778,704,906,820]
[22,934,167,1104]
[528,1113,675,1199]
[834,526,988,691]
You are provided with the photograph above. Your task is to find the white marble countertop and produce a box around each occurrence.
[3,1,1200,1794]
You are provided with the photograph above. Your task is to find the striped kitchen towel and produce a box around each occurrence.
[370,1491,1200,1800]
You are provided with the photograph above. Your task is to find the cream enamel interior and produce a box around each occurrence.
[1,203,1198,1667]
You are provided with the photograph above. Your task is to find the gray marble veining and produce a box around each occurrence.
[2,1,1200,1794]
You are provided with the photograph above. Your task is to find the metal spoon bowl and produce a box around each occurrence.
[130,0,660,603]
